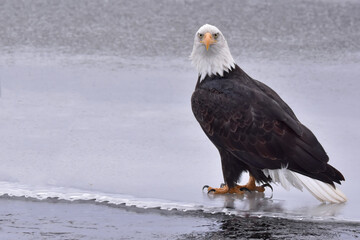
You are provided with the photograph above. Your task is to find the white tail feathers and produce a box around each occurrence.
[262,168,347,203]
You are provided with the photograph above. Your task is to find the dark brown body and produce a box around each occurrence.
[191,65,344,188]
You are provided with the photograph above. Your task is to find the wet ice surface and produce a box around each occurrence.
[1,0,360,238]
[1,59,360,222]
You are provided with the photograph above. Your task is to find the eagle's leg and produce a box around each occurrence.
[203,184,246,194]
[235,175,271,192]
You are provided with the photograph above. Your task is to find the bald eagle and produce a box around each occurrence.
[190,24,346,203]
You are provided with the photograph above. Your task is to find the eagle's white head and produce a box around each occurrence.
[190,24,235,81]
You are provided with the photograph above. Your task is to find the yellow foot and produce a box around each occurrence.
[235,184,266,192]
[236,175,273,193]
[203,175,273,194]
[203,184,246,194]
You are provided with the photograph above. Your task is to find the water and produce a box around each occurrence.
[1,0,360,238]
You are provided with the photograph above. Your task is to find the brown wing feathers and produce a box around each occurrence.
[191,67,344,185]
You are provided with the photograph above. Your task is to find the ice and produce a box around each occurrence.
[1,0,360,222]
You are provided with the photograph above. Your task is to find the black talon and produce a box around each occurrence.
[220,183,225,188]
[240,187,251,192]
[202,185,209,190]
[208,189,216,193]
[261,183,273,192]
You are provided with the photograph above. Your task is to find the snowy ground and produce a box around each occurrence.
[1,0,360,238]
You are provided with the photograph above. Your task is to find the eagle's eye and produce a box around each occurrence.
[214,33,219,39]
[198,33,204,39]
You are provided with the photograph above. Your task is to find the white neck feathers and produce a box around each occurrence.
[190,28,235,81]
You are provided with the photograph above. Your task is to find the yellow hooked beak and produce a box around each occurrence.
[200,32,216,51]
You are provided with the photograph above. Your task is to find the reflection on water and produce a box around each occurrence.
[204,192,276,211]
[203,215,360,240]
[303,203,345,219]
[203,191,347,222]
